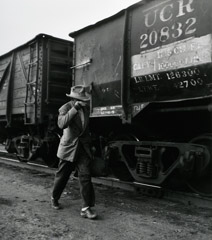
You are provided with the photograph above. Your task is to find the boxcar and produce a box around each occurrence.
[0,34,73,166]
[70,0,212,197]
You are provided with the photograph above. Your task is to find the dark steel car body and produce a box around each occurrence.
[70,0,212,196]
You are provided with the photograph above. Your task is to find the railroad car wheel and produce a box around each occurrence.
[186,134,212,197]
[108,130,139,181]
[16,136,40,162]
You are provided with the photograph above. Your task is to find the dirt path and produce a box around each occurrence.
[0,162,212,240]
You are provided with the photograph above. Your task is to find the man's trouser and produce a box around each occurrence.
[52,146,95,208]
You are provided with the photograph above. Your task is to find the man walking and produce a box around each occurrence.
[51,85,97,219]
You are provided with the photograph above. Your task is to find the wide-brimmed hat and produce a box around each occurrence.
[66,85,90,101]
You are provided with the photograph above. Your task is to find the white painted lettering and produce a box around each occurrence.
[160,4,173,22]
[144,9,158,27]
[176,0,194,17]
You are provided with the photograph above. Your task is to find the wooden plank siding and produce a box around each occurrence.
[0,34,73,125]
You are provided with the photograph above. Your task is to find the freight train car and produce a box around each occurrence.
[0,34,73,167]
[70,0,212,197]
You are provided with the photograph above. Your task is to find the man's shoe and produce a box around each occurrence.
[51,197,61,210]
[80,208,97,219]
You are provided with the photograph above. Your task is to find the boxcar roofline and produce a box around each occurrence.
[69,0,143,38]
[0,33,73,58]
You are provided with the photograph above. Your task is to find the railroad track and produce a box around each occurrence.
[0,150,211,210]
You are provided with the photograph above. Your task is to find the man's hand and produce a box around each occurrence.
[77,101,87,107]
[74,101,87,110]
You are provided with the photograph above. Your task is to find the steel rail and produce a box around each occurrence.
[0,152,211,210]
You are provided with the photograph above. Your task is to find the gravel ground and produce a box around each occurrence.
[0,161,212,240]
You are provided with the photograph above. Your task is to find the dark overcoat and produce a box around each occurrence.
[57,101,92,162]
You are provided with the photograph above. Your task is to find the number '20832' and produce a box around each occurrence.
[140,0,197,50]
